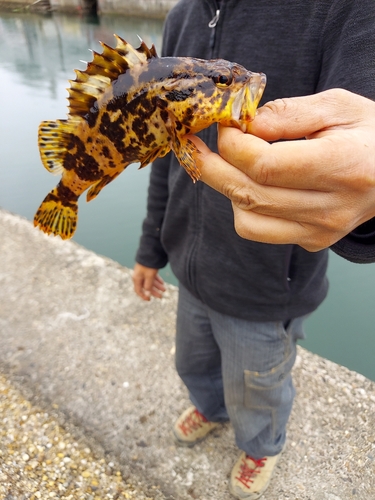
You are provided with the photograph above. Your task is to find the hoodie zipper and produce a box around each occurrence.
[207,0,221,53]
[187,0,222,293]
[209,8,220,28]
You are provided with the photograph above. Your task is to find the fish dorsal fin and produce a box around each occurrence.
[67,35,158,117]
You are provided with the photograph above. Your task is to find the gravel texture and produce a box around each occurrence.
[0,374,152,499]
[1,208,375,499]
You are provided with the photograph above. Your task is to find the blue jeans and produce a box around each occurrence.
[175,283,306,459]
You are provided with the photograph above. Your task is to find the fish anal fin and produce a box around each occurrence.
[86,177,109,202]
[34,185,78,240]
[38,118,81,174]
[139,145,171,169]
[86,171,123,202]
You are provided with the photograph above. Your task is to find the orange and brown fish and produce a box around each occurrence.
[34,35,266,239]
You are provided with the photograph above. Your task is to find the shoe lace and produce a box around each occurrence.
[178,409,208,436]
[235,455,267,488]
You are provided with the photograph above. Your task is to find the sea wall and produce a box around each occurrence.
[1,208,375,499]
[98,0,177,17]
[0,0,178,17]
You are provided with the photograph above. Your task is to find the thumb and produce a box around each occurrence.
[249,88,357,141]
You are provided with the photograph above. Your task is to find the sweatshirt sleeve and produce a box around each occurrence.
[317,0,375,263]
[331,219,375,264]
[135,154,171,269]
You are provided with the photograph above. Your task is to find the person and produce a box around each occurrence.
[133,1,375,499]
[193,89,375,263]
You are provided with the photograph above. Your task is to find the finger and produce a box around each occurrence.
[190,134,363,231]
[190,134,325,202]
[133,276,150,301]
[154,274,165,287]
[150,278,166,298]
[189,134,250,195]
[231,204,344,252]
[143,275,157,299]
[217,125,354,190]
[153,282,165,292]
[249,88,363,141]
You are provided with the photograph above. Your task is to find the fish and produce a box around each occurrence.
[34,35,266,239]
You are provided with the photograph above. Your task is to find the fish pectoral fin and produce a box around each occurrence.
[164,112,201,182]
[171,135,202,182]
[38,118,81,174]
[139,145,171,169]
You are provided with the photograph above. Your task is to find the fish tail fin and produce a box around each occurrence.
[38,118,80,174]
[34,186,78,240]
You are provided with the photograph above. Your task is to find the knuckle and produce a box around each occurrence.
[302,221,346,252]
[252,157,270,185]
[251,148,280,186]
[322,206,354,234]
[227,185,257,210]
[263,97,289,115]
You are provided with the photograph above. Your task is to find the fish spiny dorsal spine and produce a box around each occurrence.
[67,35,158,117]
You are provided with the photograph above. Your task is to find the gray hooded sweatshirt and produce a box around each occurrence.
[136,0,375,322]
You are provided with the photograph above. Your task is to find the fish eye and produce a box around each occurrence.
[212,71,233,88]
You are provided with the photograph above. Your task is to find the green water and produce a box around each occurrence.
[0,11,374,381]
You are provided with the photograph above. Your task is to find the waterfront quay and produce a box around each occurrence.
[1,209,374,499]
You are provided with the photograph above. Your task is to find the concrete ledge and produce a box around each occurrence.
[0,208,374,499]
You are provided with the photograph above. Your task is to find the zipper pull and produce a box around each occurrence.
[208,9,220,28]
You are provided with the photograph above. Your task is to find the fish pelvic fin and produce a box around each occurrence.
[38,118,81,174]
[34,184,78,240]
[68,35,158,117]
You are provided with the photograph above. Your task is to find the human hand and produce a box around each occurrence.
[132,263,166,301]
[191,89,375,251]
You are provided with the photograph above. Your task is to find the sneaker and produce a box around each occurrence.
[229,450,283,499]
[173,406,219,447]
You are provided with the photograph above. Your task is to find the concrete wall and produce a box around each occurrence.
[98,0,177,17]
[49,0,83,11]
[0,0,178,17]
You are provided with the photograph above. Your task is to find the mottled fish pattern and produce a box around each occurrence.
[34,35,266,239]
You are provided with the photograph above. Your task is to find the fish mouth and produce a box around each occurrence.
[232,72,267,132]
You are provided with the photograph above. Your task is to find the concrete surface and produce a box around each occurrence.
[0,208,374,499]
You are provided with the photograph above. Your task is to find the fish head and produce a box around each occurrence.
[159,58,266,135]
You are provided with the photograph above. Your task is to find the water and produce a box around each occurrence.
[1,11,374,381]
